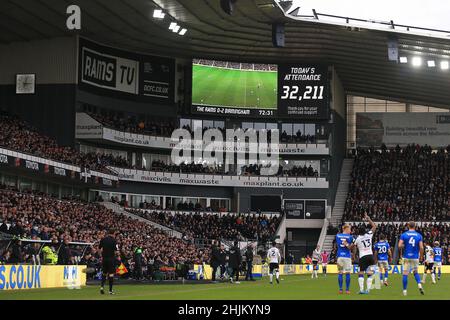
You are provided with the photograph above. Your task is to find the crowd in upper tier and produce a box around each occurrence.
[87,111,177,137]
[126,209,280,242]
[0,113,125,174]
[241,163,318,177]
[0,186,209,268]
[343,145,450,222]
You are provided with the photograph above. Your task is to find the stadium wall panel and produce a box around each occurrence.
[0,84,76,147]
[327,68,346,206]
[0,37,77,85]
[110,181,234,198]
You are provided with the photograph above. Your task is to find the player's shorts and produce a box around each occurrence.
[403,258,419,272]
[425,262,434,271]
[102,257,116,274]
[322,263,328,267]
[377,260,389,269]
[269,263,279,273]
[434,261,442,267]
[337,257,352,273]
[359,255,375,273]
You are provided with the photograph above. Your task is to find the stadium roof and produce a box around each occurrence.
[2,0,450,109]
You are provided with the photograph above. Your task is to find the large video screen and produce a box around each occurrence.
[192,59,278,117]
[191,59,330,119]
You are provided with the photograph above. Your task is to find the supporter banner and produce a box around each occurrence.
[0,148,118,187]
[110,167,329,189]
[194,264,450,279]
[0,265,87,290]
[277,65,330,119]
[78,38,175,103]
[356,113,450,147]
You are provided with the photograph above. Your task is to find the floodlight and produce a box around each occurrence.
[153,9,165,19]
[412,56,422,67]
[169,22,177,30]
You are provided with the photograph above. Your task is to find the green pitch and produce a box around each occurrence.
[192,65,277,109]
[1,274,450,300]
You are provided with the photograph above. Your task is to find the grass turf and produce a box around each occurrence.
[1,274,449,300]
[192,65,277,109]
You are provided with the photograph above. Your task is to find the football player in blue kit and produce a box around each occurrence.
[335,224,355,294]
[374,234,391,286]
[398,221,424,296]
[433,241,443,281]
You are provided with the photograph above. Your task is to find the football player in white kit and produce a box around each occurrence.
[311,245,321,279]
[267,241,281,284]
[354,213,377,295]
[422,242,436,284]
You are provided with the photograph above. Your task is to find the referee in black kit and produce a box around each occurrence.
[99,229,118,295]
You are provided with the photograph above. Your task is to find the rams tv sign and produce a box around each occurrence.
[78,38,175,103]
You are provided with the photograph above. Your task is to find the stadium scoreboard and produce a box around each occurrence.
[277,64,329,119]
[191,60,330,120]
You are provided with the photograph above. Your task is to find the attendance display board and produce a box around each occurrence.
[277,64,330,119]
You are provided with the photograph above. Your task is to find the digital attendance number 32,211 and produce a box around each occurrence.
[280,85,324,101]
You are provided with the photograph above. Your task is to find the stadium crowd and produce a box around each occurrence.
[87,110,176,137]
[126,209,280,242]
[149,160,225,175]
[0,113,126,174]
[0,186,209,279]
[281,130,317,144]
[241,163,318,177]
[343,145,450,222]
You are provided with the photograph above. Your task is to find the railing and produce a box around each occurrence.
[111,166,329,189]
[0,146,118,182]
[317,206,331,249]
[0,233,94,265]
[103,202,182,238]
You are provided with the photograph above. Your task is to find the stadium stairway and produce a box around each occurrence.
[101,202,183,239]
[321,158,354,254]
